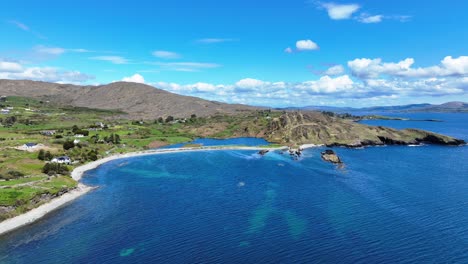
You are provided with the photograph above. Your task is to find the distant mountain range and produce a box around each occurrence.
[279,101,468,113]
[1,79,466,119]
[0,79,258,119]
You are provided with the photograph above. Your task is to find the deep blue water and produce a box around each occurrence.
[0,114,467,263]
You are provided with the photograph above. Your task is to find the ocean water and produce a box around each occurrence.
[0,113,467,263]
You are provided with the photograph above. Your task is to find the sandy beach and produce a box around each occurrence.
[1,144,323,236]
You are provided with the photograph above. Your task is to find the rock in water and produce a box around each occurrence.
[258,149,269,156]
[321,149,342,164]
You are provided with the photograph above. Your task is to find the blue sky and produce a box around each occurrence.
[1,0,467,107]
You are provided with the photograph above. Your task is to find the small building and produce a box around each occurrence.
[23,143,38,150]
[1,109,10,114]
[74,134,85,138]
[41,130,56,136]
[73,139,81,144]
[0,96,6,102]
[51,156,71,164]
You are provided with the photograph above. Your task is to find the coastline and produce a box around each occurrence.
[0,183,93,236]
[1,145,305,236]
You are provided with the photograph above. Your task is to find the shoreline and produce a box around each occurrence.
[0,183,93,236]
[1,145,305,236]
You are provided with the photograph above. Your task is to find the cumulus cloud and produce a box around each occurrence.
[148,55,467,106]
[319,2,360,20]
[0,60,93,83]
[90,56,129,64]
[122,73,145,83]
[315,2,409,24]
[0,61,23,72]
[296,40,320,51]
[323,65,345,75]
[285,40,319,53]
[152,50,181,59]
[348,56,468,79]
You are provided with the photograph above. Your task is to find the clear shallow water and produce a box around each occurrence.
[0,114,467,263]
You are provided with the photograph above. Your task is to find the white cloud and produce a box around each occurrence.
[236,78,266,89]
[316,2,409,24]
[196,38,237,44]
[34,46,66,55]
[0,60,93,83]
[358,14,384,24]
[8,20,46,39]
[299,75,354,93]
[8,20,29,31]
[348,56,468,79]
[296,40,319,51]
[0,61,23,72]
[324,65,345,75]
[320,2,360,20]
[284,47,293,53]
[148,54,468,106]
[90,56,129,64]
[122,74,145,83]
[150,61,221,72]
[152,50,181,59]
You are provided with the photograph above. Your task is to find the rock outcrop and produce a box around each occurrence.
[265,112,465,147]
[321,150,342,164]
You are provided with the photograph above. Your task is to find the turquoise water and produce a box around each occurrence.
[0,114,467,263]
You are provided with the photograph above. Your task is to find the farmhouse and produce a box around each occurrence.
[51,156,71,164]
[22,143,38,150]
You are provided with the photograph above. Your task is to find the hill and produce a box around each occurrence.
[0,79,259,119]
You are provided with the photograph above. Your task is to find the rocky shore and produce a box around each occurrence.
[265,112,466,148]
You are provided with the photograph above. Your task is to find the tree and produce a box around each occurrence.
[42,163,70,175]
[63,140,75,150]
[45,151,53,161]
[38,149,45,160]
[72,125,80,134]
[165,116,174,123]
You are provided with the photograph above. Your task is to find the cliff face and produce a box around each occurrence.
[265,112,465,147]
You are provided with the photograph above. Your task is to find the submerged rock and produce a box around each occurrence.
[321,149,342,164]
[258,149,269,156]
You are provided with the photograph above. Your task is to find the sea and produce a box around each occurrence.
[0,113,466,263]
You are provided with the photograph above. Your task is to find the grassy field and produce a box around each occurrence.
[0,96,276,220]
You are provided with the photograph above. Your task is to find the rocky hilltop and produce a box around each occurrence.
[265,112,465,147]
[0,79,258,119]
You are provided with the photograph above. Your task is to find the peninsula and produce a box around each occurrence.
[0,80,465,234]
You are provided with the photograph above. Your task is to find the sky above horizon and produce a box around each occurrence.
[1,0,467,107]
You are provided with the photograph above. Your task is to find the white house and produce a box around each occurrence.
[1,109,10,114]
[73,139,81,144]
[74,134,85,138]
[22,143,38,150]
[51,156,71,164]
